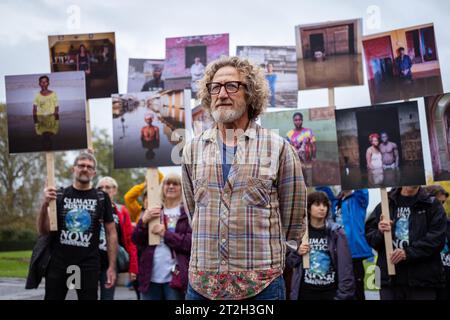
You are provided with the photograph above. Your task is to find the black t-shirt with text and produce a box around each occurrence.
[52,186,114,270]
[301,226,337,293]
[392,194,417,285]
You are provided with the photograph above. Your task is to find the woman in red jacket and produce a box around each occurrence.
[97,177,138,300]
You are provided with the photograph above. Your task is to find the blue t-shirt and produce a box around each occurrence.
[220,141,237,184]
[265,74,277,91]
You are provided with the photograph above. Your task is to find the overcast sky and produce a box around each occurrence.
[1,0,448,210]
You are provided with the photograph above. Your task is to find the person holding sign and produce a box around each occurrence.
[425,185,450,300]
[182,56,306,300]
[317,186,373,301]
[132,173,191,300]
[124,170,164,224]
[32,75,59,149]
[37,152,118,300]
[286,192,355,300]
[365,186,447,300]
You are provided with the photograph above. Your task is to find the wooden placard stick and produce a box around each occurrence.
[86,100,93,151]
[302,201,310,269]
[328,88,336,107]
[380,187,396,275]
[146,168,162,245]
[46,152,58,231]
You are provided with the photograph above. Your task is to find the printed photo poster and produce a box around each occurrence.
[363,23,443,104]
[335,101,426,190]
[5,71,87,153]
[164,33,229,98]
[192,104,214,137]
[295,19,364,90]
[48,32,118,99]
[260,107,340,187]
[236,46,298,108]
[128,59,165,93]
[425,93,450,182]
[112,89,192,169]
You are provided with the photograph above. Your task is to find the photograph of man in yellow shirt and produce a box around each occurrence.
[32,75,60,147]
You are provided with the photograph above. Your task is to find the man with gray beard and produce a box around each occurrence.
[182,56,306,300]
[36,152,118,300]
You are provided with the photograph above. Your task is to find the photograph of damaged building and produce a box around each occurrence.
[295,18,364,90]
[363,23,443,104]
[335,101,425,190]
[112,89,191,169]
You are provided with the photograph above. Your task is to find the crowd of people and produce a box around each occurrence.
[28,56,450,301]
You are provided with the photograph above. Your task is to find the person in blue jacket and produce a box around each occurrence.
[317,186,374,300]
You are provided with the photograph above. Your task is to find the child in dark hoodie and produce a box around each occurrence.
[287,191,355,300]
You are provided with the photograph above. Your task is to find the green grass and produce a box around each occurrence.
[0,251,31,278]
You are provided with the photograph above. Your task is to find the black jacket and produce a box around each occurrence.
[365,188,446,288]
[25,233,56,289]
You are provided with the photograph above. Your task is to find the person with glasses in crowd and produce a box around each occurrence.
[96,177,138,300]
[37,152,118,300]
[132,173,191,300]
[182,56,306,300]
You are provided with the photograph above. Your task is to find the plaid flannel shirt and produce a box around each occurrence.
[182,120,306,300]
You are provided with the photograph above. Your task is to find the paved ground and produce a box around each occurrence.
[0,277,138,300]
[0,277,380,300]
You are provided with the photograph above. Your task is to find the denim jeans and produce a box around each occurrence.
[186,275,286,300]
[141,282,184,300]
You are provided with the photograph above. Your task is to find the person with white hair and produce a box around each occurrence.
[132,173,192,300]
[96,176,138,300]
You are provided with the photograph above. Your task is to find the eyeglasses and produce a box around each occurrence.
[99,185,115,190]
[75,164,95,171]
[165,181,181,186]
[206,81,247,95]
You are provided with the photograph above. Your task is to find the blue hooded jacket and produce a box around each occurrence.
[317,186,374,260]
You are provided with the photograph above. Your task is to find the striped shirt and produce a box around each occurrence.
[182,120,306,300]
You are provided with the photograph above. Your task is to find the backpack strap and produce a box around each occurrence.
[56,187,65,210]
[96,189,106,220]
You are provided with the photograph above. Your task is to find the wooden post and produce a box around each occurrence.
[380,188,396,275]
[302,209,310,269]
[328,88,335,107]
[146,168,162,245]
[46,152,58,231]
[86,100,93,151]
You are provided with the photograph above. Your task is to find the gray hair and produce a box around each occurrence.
[197,56,270,121]
[96,176,118,189]
[73,152,97,169]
